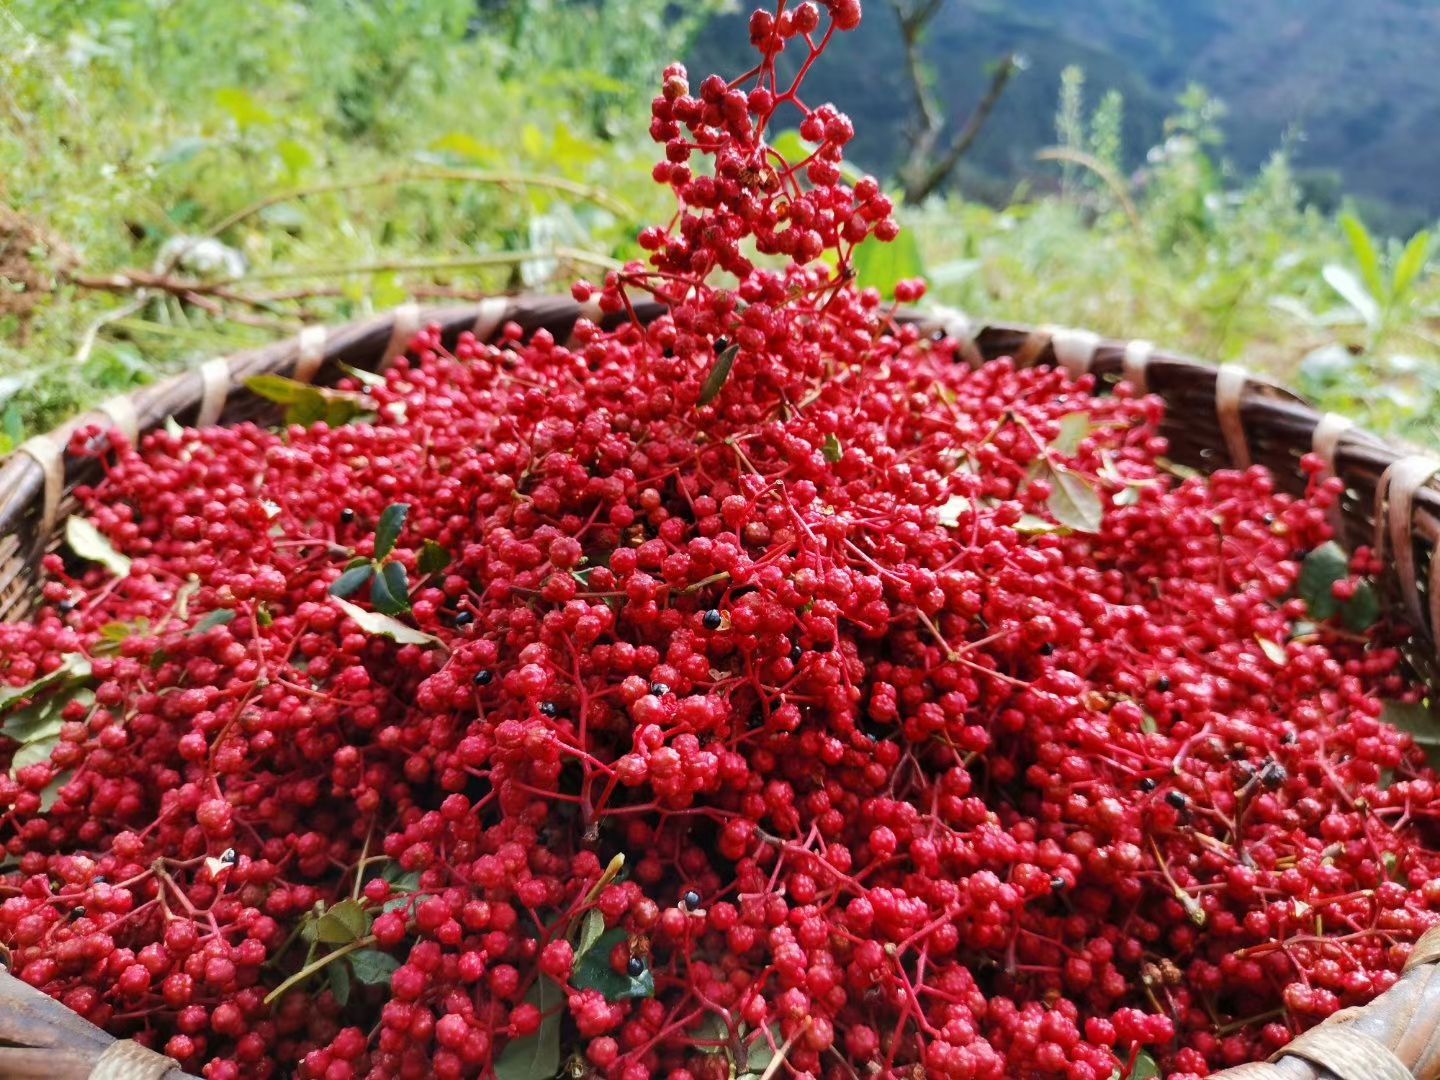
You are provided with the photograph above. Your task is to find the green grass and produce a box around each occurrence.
[1,2,1438,452]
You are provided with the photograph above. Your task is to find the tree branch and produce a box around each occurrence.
[904,52,1019,203]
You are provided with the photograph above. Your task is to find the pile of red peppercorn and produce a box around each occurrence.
[4,4,1440,1079]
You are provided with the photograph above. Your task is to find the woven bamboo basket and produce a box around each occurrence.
[3,297,1440,1080]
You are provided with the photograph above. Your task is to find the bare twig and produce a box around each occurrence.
[890,0,1018,203]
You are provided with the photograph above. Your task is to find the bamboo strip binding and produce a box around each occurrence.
[1,301,1440,1077]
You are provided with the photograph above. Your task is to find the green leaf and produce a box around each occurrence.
[65,516,132,578]
[494,977,563,1080]
[333,597,443,649]
[190,610,236,635]
[327,957,352,1006]
[698,344,739,407]
[1050,411,1092,456]
[1322,264,1380,327]
[38,769,74,813]
[308,899,372,945]
[1108,1050,1160,1080]
[822,433,843,464]
[1298,541,1348,621]
[418,540,451,576]
[370,561,411,617]
[574,910,607,960]
[330,563,376,599]
[375,504,410,559]
[349,948,401,987]
[0,654,93,713]
[745,1024,783,1073]
[9,735,59,777]
[1384,700,1440,767]
[430,132,502,165]
[246,374,321,407]
[1046,468,1104,533]
[572,927,655,1002]
[276,138,315,177]
[1392,229,1433,302]
[0,687,87,745]
[850,227,924,297]
[1340,213,1385,302]
[1342,580,1381,632]
[692,1012,731,1054]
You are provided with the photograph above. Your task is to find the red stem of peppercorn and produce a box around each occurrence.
[2,4,1439,1080]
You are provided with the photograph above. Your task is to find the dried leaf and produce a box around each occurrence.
[935,494,970,528]
[333,597,443,648]
[1046,468,1104,533]
[1256,636,1287,666]
[65,516,132,578]
[1050,411,1091,456]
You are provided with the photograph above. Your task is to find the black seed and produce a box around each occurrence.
[626,956,645,977]
[702,609,723,630]
[1138,777,1158,792]
[1038,643,1054,656]
[650,683,669,697]
[713,337,729,353]
[682,889,701,910]
[539,702,559,717]
[1155,676,1171,692]
[340,508,355,524]
[1164,790,1188,809]
[57,600,75,614]
[1261,762,1288,790]
[473,670,493,686]
[68,907,85,922]
[454,611,474,627]
[790,645,803,664]
[1280,731,1297,745]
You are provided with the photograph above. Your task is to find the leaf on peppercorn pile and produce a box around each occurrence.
[698,343,739,407]
[821,433,843,464]
[1045,467,1103,533]
[0,653,92,713]
[1015,514,1064,536]
[1106,1051,1158,1080]
[1256,636,1287,666]
[850,226,924,298]
[65,515,132,578]
[348,947,400,987]
[370,561,411,616]
[9,735,60,777]
[1342,580,1381,631]
[935,494,969,528]
[189,609,236,635]
[327,958,352,1006]
[494,977,563,1080]
[1381,700,1440,767]
[95,618,151,653]
[338,361,387,389]
[1049,411,1092,456]
[572,927,654,1001]
[163,415,184,439]
[418,540,451,576]
[1113,485,1142,507]
[1,687,90,745]
[38,769,73,813]
[303,898,372,945]
[1298,541,1350,621]
[574,909,607,960]
[743,1024,784,1073]
[330,563,375,599]
[245,375,373,428]
[692,1012,732,1054]
[374,503,410,559]
[333,597,443,648]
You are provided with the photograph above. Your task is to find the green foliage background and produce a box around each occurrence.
[1,1,1437,452]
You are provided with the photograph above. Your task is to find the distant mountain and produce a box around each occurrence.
[688,0,1440,225]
